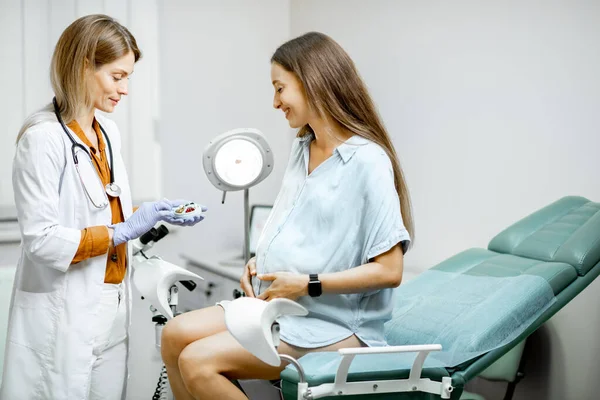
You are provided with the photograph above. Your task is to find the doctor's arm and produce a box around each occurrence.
[256,244,403,301]
[72,226,112,263]
[13,130,88,272]
[75,200,198,256]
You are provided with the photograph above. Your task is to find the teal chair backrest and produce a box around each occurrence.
[488,196,600,276]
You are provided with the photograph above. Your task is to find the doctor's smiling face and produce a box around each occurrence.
[271,62,313,128]
[91,51,135,113]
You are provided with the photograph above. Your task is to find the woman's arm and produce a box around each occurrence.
[321,244,403,294]
[256,244,403,301]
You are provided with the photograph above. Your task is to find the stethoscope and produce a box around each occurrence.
[53,97,121,208]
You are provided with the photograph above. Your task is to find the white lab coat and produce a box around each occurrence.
[1,113,134,400]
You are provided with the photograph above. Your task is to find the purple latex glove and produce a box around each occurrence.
[111,199,177,246]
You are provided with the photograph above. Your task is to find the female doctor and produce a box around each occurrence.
[1,14,204,400]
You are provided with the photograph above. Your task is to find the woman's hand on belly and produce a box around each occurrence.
[240,257,257,297]
[256,272,309,302]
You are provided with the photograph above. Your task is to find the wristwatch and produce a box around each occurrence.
[308,273,322,297]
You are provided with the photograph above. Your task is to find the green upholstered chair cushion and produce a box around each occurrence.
[488,196,600,276]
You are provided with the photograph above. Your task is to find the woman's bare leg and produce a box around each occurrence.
[178,332,364,400]
[178,331,289,399]
[161,306,227,400]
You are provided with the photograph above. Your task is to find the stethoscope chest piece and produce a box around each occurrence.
[105,182,122,198]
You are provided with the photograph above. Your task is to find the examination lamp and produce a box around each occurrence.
[203,128,274,262]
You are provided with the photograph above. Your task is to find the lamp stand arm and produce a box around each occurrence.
[243,188,251,263]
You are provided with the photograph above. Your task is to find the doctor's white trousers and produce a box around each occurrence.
[88,283,127,400]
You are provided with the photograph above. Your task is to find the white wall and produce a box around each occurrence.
[290,1,600,399]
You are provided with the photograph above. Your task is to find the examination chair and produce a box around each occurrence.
[278,195,600,400]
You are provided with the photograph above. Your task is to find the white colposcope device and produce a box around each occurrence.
[131,225,204,400]
[132,225,204,342]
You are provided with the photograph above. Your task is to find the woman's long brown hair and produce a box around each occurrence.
[271,32,414,242]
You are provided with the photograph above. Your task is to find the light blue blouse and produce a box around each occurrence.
[253,133,410,348]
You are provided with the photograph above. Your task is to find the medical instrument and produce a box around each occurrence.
[130,225,204,400]
[52,97,121,208]
[221,195,600,400]
[203,128,273,263]
[172,202,204,219]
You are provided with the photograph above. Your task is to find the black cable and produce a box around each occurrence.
[152,364,170,400]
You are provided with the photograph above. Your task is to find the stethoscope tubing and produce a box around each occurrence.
[52,97,117,190]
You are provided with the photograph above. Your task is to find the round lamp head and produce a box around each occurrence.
[203,128,274,191]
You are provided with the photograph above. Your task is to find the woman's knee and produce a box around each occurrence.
[178,341,216,391]
[160,316,188,363]
[160,306,226,364]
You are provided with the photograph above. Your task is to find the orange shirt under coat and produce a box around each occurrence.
[68,119,127,284]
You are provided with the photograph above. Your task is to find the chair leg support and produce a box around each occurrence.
[503,371,524,400]
[503,337,530,400]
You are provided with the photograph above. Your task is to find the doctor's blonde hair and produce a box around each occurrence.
[271,32,415,242]
[17,14,141,142]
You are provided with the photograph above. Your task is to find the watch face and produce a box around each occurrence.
[309,279,322,297]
